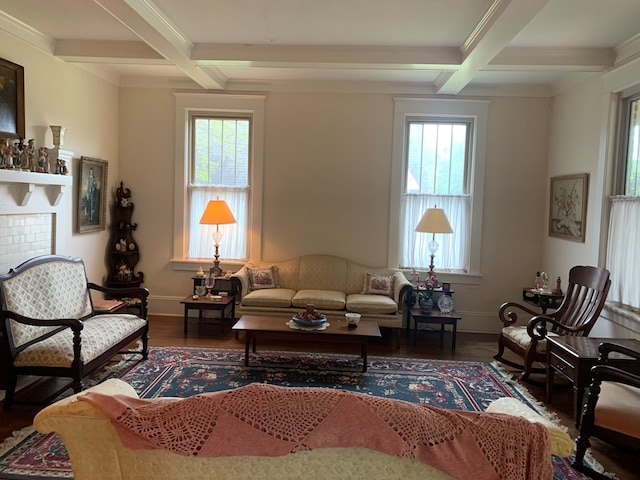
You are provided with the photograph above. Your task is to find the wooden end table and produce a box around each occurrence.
[408,307,461,350]
[546,336,640,426]
[232,315,381,372]
[180,294,235,335]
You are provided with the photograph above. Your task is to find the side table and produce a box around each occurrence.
[546,336,640,426]
[180,295,236,335]
[522,288,564,314]
[408,307,461,350]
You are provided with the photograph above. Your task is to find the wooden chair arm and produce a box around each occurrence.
[497,301,541,326]
[590,364,640,387]
[598,342,640,363]
[2,309,83,330]
[526,315,583,340]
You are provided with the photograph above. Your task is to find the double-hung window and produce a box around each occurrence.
[188,116,249,261]
[606,94,640,310]
[390,98,488,275]
[173,93,265,269]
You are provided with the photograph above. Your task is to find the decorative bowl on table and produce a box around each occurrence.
[292,315,327,327]
[292,305,327,327]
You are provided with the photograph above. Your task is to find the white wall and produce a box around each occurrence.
[118,88,551,332]
[544,74,640,338]
[0,31,120,284]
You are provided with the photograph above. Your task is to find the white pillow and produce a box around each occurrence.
[362,273,395,297]
[247,266,278,290]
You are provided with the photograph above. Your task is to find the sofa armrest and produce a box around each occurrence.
[392,271,412,311]
[34,379,139,434]
[88,283,149,318]
[486,397,573,458]
[231,266,251,299]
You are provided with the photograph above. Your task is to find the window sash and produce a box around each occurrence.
[188,187,248,261]
[400,194,470,271]
[606,196,640,309]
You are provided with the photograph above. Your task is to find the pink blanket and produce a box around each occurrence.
[80,383,552,480]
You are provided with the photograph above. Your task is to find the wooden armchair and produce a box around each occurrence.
[494,265,610,381]
[573,342,640,479]
[0,255,149,410]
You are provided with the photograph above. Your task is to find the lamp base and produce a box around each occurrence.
[210,243,222,277]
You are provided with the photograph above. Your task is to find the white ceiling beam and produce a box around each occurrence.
[55,40,164,61]
[192,44,462,70]
[436,0,550,95]
[92,0,225,89]
[490,47,613,70]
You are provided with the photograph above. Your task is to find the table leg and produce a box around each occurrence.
[546,366,554,403]
[413,318,418,346]
[451,321,457,351]
[183,305,189,336]
[362,340,368,372]
[244,333,250,367]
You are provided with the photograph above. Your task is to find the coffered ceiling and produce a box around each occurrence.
[1,0,640,95]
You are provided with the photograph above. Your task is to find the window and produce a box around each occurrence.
[173,94,265,270]
[607,94,640,310]
[403,120,471,271]
[188,116,250,260]
[389,98,489,276]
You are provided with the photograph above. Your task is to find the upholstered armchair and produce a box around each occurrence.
[573,342,640,479]
[494,265,610,382]
[0,254,149,410]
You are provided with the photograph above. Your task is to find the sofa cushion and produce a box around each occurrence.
[292,290,346,310]
[14,314,147,368]
[347,294,398,314]
[247,266,278,291]
[242,289,296,308]
[297,255,347,292]
[362,273,395,298]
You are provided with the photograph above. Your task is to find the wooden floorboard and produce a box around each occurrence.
[0,314,636,480]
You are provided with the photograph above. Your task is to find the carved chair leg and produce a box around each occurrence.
[493,334,506,362]
[2,373,18,411]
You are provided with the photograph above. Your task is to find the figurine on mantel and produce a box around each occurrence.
[37,147,50,173]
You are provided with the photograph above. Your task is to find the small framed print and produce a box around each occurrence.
[77,156,108,233]
[442,282,451,292]
[549,173,588,242]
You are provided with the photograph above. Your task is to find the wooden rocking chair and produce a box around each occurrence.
[494,265,610,382]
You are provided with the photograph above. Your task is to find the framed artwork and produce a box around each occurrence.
[549,173,588,242]
[78,156,108,233]
[0,57,25,139]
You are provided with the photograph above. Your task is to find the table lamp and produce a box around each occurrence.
[414,205,453,273]
[199,199,236,276]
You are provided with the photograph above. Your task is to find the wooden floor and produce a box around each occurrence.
[0,314,636,480]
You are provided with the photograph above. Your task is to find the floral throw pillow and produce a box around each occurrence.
[247,266,278,291]
[362,273,395,297]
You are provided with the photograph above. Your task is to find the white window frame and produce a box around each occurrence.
[389,98,489,282]
[171,93,265,271]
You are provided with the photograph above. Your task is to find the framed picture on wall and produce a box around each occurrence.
[78,156,108,233]
[549,173,588,242]
[0,57,25,139]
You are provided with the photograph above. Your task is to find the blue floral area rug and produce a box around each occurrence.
[0,346,599,479]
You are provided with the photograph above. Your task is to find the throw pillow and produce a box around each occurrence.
[362,273,395,297]
[247,266,278,291]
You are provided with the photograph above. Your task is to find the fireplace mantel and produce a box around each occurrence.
[0,170,73,206]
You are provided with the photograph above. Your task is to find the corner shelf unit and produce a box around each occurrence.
[107,181,143,289]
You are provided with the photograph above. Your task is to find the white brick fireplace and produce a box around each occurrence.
[0,170,73,273]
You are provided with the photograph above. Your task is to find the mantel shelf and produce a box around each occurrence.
[0,169,73,206]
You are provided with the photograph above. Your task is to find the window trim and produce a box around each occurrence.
[389,97,489,278]
[171,93,265,271]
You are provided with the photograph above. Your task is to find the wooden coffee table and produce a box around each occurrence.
[232,315,381,372]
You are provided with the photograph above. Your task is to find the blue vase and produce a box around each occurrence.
[419,297,433,312]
